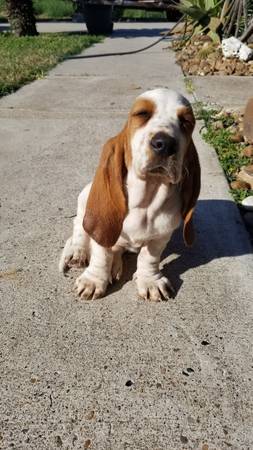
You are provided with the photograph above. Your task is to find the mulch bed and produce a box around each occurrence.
[172,35,253,76]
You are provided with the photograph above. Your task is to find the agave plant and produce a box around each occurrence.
[223,0,253,42]
[178,0,224,20]
[177,0,225,41]
[178,0,253,42]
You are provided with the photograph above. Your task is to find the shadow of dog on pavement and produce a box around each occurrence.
[108,199,252,299]
[162,199,252,296]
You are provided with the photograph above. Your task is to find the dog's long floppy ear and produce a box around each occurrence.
[178,105,201,247]
[180,139,201,246]
[83,130,129,248]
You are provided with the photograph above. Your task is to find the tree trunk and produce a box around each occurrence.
[6,0,38,36]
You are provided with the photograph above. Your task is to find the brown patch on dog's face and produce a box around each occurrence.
[177,105,195,143]
[128,98,156,137]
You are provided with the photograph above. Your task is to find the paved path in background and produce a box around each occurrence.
[0,20,87,33]
[191,74,253,109]
[0,22,253,450]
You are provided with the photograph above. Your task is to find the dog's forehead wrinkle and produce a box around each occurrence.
[138,88,190,113]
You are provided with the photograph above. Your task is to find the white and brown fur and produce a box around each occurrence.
[59,88,201,301]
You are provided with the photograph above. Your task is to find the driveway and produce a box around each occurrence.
[0,22,253,450]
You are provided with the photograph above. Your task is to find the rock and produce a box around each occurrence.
[188,64,199,75]
[235,61,247,75]
[243,164,253,174]
[243,98,253,143]
[207,53,217,65]
[199,59,207,69]
[213,59,222,71]
[241,196,253,210]
[241,145,253,157]
[222,37,241,58]
[227,124,239,133]
[239,43,253,62]
[230,133,244,143]
[199,35,212,42]
[243,212,253,228]
[230,180,251,190]
[213,109,229,119]
[199,64,212,76]
[224,61,236,75]
[203,42,210,49]
[238,165,253,188]
[222,37,253,62]
[212,120,224,130]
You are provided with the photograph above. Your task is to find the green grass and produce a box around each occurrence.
[0,0,6,20]
[197,105,253,203]
[203,127,250,182]
[0,33,101,97]
[0,0,75,20]
[121,9,166,20]
[33,0,74,19]
[184,76,195,94]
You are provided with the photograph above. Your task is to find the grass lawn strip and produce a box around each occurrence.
[33,0,74,19]
[0,1,167,21]
[0,0,74,20]
[0,33,102,97]
[119,9,166,20]
[195,103,253,204]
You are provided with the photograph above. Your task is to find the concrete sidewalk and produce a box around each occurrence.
[0,20,88,34]
[0,22,253,450]
[190,74,253,109]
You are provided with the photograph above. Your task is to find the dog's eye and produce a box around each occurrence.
[179,116,194,134]
[133,110,150,118]
[178,108,195,133]
[180,117,191,126]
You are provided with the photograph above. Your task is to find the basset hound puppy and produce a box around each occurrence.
[59,88,201,301]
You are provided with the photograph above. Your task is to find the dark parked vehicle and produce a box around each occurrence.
[76,0,180,35]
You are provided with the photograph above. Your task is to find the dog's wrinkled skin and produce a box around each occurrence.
[59,89,201,301]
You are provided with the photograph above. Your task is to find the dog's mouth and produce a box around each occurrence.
[148,166,169,176]
[145,161,181,184]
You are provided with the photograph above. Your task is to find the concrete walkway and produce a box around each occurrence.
[0,22,253,450]
[191,74,253,109]
[0,20,87,34]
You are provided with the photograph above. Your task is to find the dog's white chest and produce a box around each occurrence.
[121,169,181,245]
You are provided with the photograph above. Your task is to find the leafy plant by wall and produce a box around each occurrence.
[178,0,253,42]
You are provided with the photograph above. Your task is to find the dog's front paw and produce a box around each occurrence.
[136,275,175,302]
[59,237,87,273]
[75,271,108,300]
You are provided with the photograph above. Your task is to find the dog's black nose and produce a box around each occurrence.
[150,132,177,156]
